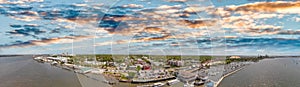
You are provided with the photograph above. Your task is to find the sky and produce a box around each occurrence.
[0,0,300,55]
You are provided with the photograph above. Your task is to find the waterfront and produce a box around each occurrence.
[0,55,110,87]
[3,55,300,87]
[31,54,261,87]
[219,58,300,87]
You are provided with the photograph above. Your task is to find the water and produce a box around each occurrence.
[0,55,110,87]
[219,58,300,87]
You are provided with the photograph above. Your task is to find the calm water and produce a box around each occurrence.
[0,55,110,87]
[219,58,300,87]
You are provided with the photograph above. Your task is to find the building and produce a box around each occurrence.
[168,60,184,67]
[229,56,241,59]
[118,63,127,70]
[177,71,197,86]
[143,64,151,70]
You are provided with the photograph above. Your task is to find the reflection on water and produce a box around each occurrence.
[219,58,300,87]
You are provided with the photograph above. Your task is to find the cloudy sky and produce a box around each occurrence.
[0,0,300,55]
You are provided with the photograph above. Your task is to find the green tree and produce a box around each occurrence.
[225,59,231,64]
[136,66,141,71]
[199,56,212,63]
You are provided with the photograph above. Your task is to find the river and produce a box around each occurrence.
[0,55,110,87]
[219,58,300,87]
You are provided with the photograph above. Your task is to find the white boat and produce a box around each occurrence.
[33,56,44,60]
[51,61,58,65]
[194,80,204,86]
[153,82,165,87]
[167,79,180,85]
[201,76,208,81]
[184,83,194,87]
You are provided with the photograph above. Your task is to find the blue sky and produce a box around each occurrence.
[0,0,300,55]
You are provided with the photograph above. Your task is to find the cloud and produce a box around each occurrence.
[95,1,299,45]
[227,1,300,14]
[157,5,181,9]
[181,19,216,28]
[121,4,143,8]
[278,30,300,35]
[212,4,286,36]
[7,24,45,38]
[295,17,300,22]
[94,40,127,47]
[103,15,147,22]
[72,4,88,7]
[166,0,187,2]
[246,25,282,35]
[8,15,40,22]
[136,34,171,41]
[94,35,172,47]
[55,17,98,24]
[232,25,286,36]
[223,36,238,39]
[0,35,93,48]
[184,6,211,13]
[143,27,164,33]
[0,0,43,4]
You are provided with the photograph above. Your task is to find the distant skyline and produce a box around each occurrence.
[0,0,300,55]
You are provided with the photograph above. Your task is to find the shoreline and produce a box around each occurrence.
[214,66,245,87]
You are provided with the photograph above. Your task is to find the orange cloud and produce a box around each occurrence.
[181,19,216,28]
[0,35,94,48]
[143,27,164,33]
[228,1,300,14]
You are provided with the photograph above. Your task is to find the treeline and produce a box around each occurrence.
[225,57,264,64]
[95,54,114,62]
[166,55,213,63]
[90,54,150,62]
[74,55,213,63]
[166,56,181,60]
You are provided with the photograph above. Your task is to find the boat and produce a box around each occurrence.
[33,57,45,63]
[194,80,204,86]
[153,82,165,87]
[167,79,179,86]
[51,61,58,65]
[102,80,109,84]
[201,76,208,81]
[184,83,194,87]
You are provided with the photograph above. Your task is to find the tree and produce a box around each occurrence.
[67,59,74,64]
[225,59,231,64]
[200,56,212,63]
[136,66,141,71]
[167,56,181,60]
